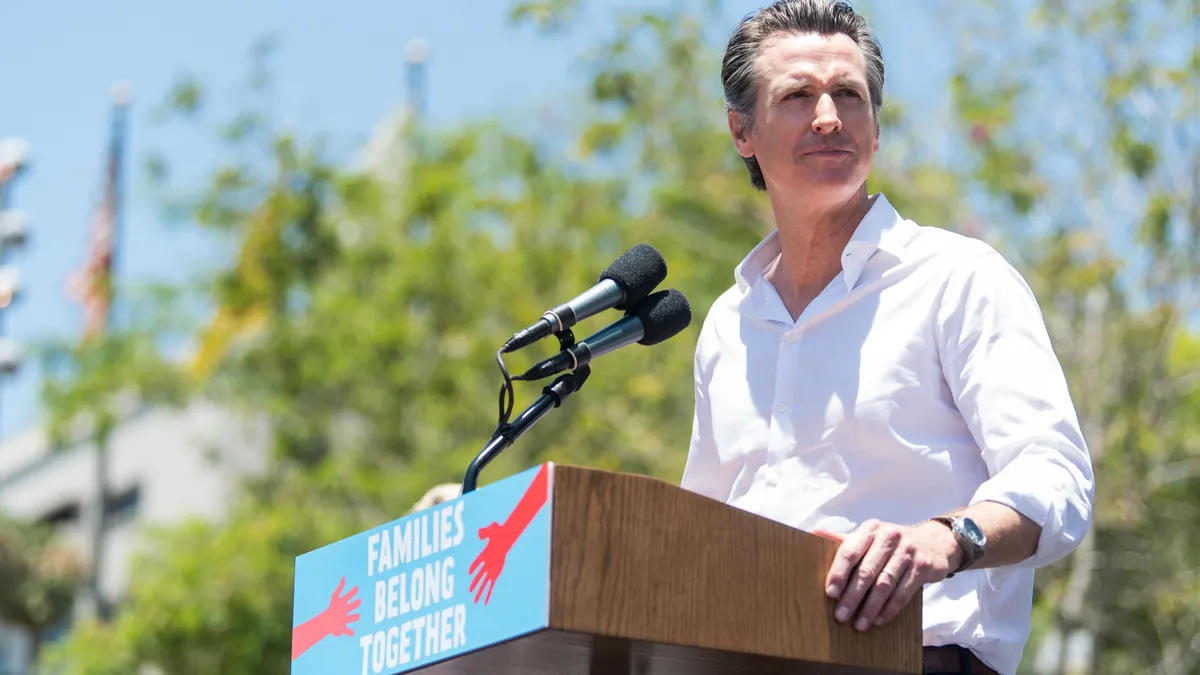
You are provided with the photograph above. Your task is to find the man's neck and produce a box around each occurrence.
[765,185,874,321]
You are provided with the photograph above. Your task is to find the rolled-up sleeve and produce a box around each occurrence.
[935,250,1095,588]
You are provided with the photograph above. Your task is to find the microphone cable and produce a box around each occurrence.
[494,329,562,434]
[495,347,517,434]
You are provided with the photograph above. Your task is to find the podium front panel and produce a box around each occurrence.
[291,463,554,675]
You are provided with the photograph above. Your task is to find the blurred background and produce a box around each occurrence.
[0,0,1195,673]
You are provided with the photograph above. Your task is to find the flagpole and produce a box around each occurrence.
[107,82,130,334]
[77,83,130,623]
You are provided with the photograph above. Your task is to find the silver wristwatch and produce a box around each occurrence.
[930,515,987,577]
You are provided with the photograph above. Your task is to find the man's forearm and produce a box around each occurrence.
[937,500,1042,571]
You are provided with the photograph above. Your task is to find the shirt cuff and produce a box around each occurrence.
[968,441,1094,589]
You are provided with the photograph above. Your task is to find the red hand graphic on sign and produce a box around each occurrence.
[468,463,549,605]
[291,576,362,661]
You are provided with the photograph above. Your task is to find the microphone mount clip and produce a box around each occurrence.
[461,329,588,494]
[554,327,576,355]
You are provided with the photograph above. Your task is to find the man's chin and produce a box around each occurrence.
[795,173,866,199]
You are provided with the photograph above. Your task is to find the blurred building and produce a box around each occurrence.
[0,400,269,674]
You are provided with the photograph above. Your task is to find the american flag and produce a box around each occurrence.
[69,86,129,340]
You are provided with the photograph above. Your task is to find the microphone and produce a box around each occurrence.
[501,244,667,353]
[517,288,691,381]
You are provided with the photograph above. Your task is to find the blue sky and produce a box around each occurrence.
[0,0,945,442]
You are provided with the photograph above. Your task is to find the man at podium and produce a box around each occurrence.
[680,2,1095,674]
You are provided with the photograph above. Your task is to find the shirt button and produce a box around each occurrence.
[779,403,788,413]
[785,334,797,344]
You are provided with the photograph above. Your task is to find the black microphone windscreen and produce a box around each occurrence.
[629,289,692,346]
[599,244,668,311]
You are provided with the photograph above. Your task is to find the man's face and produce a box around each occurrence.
[730,32,878,202]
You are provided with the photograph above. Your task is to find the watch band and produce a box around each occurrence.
[929,516,976,577]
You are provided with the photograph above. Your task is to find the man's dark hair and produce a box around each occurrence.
[721,0,885,191]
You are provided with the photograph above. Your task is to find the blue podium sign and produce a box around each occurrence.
[291,463,553,675]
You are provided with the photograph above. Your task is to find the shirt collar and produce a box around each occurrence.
[733,192,914,295]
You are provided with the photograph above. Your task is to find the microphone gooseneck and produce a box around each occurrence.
[462,366,593,494]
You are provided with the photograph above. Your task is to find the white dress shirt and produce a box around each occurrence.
[680,193,1094,675]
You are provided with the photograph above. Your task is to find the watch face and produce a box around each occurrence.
[958,517,987,547]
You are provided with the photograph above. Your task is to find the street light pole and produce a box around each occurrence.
[0,137,32,445]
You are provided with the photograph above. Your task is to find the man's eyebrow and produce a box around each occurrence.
[771,76,813,96]
[774,74,868,92]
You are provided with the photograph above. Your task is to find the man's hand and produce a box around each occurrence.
[815,519,962,631]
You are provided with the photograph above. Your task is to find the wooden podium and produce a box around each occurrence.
[290,463,922,675]
[415,465,922,675]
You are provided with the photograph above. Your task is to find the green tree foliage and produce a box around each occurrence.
[36,303,191,627]
[945,0,1199,672]
[0,517,83,665]
[40,467,372,675]
[36,1,1195,674]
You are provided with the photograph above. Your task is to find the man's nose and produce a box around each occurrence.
[813,93,842,135]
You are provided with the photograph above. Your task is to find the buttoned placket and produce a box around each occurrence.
[755,237,878,470]
[767,326,799,469]
[767,296,827,466]
[764,247,871,465]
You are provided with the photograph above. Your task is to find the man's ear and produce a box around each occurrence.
[728,111,755,159]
